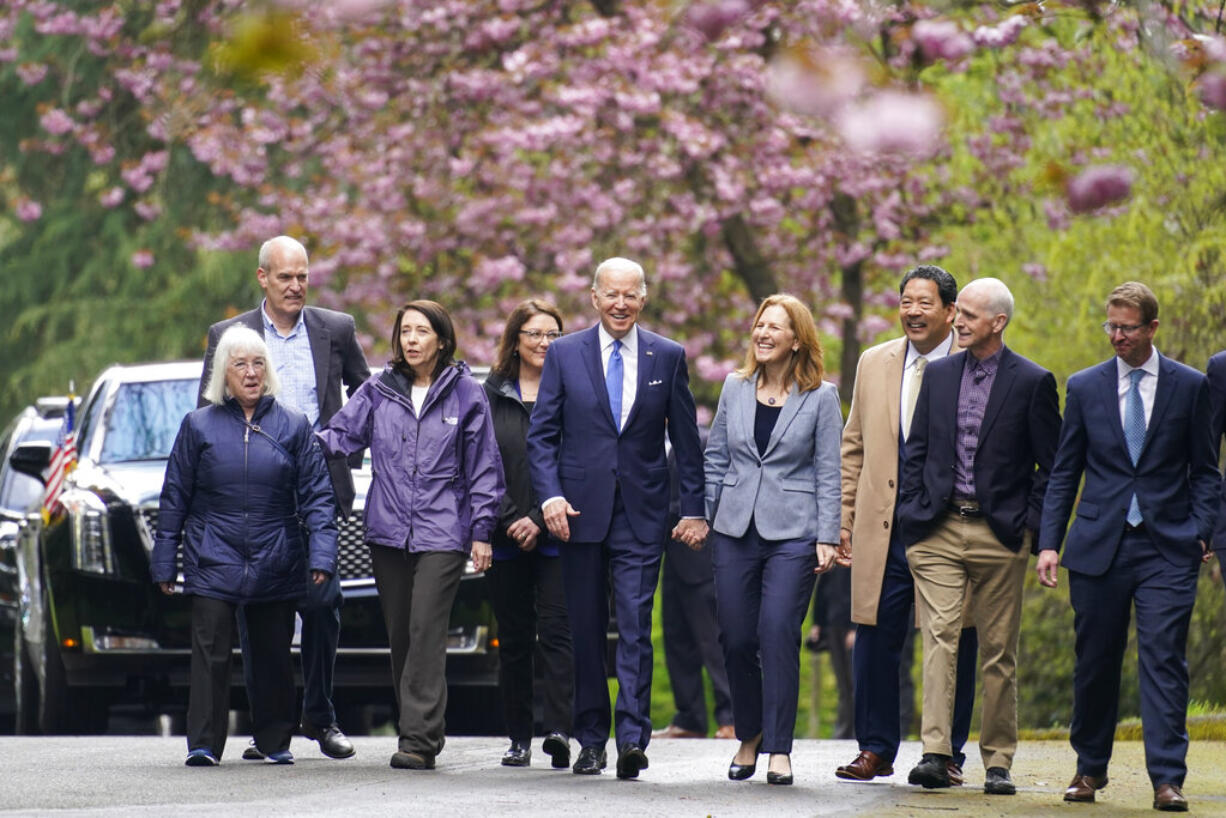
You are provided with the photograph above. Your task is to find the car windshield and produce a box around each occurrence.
[99,379,198,463]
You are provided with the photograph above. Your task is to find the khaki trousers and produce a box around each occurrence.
[908,512,1029,770]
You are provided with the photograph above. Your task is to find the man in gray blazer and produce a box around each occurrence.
[199,235,370,760]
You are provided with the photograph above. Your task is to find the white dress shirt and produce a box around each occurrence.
[1116,346,1159,428]
[598,323,638,431]
[900,332,954,440]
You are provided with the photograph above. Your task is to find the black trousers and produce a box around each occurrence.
[187,595,296,759]
[486,551,573,742]
[369,545,466,756]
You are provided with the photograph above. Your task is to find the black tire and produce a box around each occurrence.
[444,684,504,736]
[38,605,108,735]
[14,635,39,734]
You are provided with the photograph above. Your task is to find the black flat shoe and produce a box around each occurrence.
[501,740,531,767]
[542,732,570,769]
[572,745,607,775]
[728,736,763,781]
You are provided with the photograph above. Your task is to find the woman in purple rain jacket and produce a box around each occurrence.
[317,300,503,772]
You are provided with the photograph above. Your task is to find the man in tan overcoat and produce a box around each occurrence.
[833,266,979,785]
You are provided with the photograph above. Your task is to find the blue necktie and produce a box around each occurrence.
[607,339,623,432]
[1125,368,1145,526]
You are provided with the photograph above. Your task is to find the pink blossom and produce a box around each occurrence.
[1200,73,1226,111]
[17,62,48,85]
[15,197,43,222]
[1066,165,1134,214]
[39,108,75,135]
[766,47,864,117]
[474,255,526,285]
[130,250,155,269]
[91,144,116,165]
[1022,263,1048,282]
[913,20,975,62]
[134,201,162,221]
[973,15,1028,49]
[859,314,893,342]
[99,187,125,208]
[685,0,752,42]
[837,92,944,156]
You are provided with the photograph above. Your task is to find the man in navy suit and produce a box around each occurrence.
[526,257,707,779]
[1037,282,1217,813]
[1203,349,1226,591]
[898,277,1060,796]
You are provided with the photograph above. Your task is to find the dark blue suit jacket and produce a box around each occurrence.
[526,324,705,546]
[898,346,1061,552]
[1039,354,1218,575]
[1205,350,1226,549]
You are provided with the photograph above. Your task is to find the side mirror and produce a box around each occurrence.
[9,441,53,484]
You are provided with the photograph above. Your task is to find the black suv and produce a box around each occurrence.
[0,399,74,731]
[8,361,499,734]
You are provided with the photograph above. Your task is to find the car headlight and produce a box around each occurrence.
[62,490,115,575]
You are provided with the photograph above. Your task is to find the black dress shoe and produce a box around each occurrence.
[984,766,1016,795]
[572,745,607,775]
[542,732,570,769]
[302,722,356,759]
[241,740,265,761]
[616,744,649,780]
[908,753,952,789]
[501,739,531,767]
[390,750,435,770]
[728,736,763,781]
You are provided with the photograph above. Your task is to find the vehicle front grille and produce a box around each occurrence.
[140,507,373,582]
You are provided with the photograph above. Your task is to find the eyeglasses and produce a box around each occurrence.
[229,359,267,372]
[1101,321,1149,337]
[519,330,563,342]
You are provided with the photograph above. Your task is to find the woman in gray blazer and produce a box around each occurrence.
[704,294,841,785]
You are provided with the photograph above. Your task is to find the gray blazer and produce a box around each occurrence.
[703,372,842,543]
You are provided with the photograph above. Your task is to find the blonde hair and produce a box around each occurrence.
[735,294,825,392]
[202,326,281,405]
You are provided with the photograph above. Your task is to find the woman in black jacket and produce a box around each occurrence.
[483,299,574,769]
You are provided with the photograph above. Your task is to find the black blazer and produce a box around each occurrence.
[898,346,1061,552]
[198,305,371,516]
[483,372,547,544]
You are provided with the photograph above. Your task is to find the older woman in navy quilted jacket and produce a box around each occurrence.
[152,326,337,768]
[319,300,503,772]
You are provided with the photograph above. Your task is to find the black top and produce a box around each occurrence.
[483,373,554,560]
[754,402,782,457]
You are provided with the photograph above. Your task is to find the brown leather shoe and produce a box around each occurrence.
[1153,783,1188,812]
[1064,773,1108,802]
[714,724,737,739]
[835,750,895,781]
[946,759,965,786]
[650,724,704,739]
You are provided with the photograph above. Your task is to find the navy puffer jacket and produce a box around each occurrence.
[152,395,338,602]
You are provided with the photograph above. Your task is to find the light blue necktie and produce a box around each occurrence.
[607,339,623,432]
[1125,368,1145,526]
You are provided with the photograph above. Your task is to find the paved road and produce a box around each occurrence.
[1,736,1225,816]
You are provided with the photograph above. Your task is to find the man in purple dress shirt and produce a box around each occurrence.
[896,278,1061,796]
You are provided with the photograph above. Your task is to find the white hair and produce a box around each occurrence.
[202,326,281,405]
[960,277,1014,326]
[592,257,647,297]
[258,235,308,271]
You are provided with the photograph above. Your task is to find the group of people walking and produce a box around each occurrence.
[150,236,1218,813]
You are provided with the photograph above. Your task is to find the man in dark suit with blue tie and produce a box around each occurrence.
[1037,282,1217,813]
[898,277,1061,796]
[527,257,708,779]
